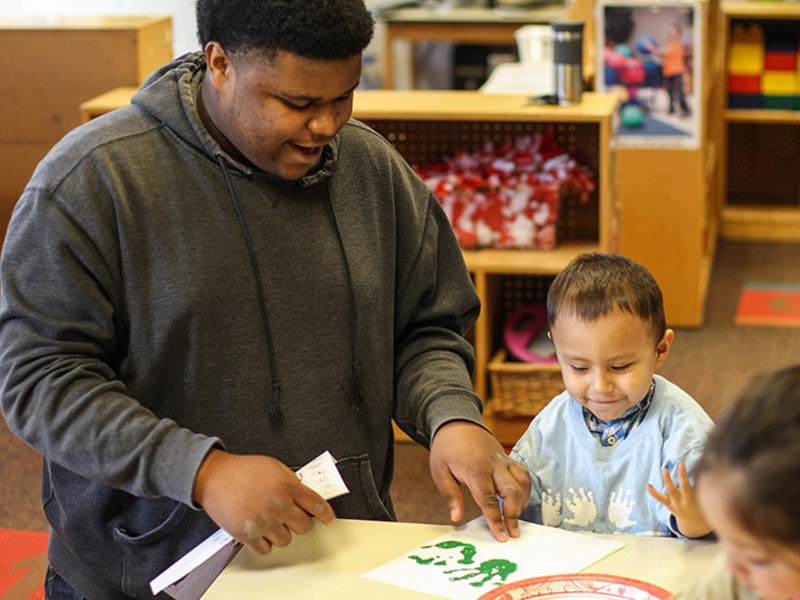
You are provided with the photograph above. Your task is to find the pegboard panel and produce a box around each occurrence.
[727,122,800,207]
[361,119,601,244]
[362,119,600,173]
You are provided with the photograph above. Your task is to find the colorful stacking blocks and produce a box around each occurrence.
[728,21,800,110]
[728,23,764,108]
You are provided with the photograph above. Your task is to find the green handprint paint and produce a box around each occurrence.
[444,558,518,587]
[408,540,477,566]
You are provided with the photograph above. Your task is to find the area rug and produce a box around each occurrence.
[0,529,47,600]
[735,282,800,327]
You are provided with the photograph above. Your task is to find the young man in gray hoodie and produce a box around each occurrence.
[0,1,530,597]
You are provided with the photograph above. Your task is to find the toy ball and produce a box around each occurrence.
[614,43,633,58]
[621,103,644,128]
[619,57,645,85]
[503,303,558,364]
[605,50,627,70]
[636,35,657,55]
[604,64,621,86]
[644,59,659,75]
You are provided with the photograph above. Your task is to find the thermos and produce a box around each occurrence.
[552,22,584,106]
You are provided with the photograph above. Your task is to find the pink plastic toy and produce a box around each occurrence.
[503,303,559,364]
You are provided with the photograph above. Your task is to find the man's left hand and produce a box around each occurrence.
[429,421,531,542]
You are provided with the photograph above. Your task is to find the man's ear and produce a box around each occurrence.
[204,41,235,94]
[654,328,674,369]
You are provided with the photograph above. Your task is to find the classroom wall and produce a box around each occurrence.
[0,0,392,62]
[0,0,194,55]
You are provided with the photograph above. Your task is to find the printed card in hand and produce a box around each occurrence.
[149,450,348,600]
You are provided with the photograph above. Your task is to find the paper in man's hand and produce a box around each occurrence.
[150,450,348,600]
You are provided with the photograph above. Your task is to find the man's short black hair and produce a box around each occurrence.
[196,0,375,60]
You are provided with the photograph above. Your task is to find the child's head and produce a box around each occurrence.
[696,365,800,598]
[546,253,672,422]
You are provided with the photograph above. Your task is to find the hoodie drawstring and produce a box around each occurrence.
[324,181,366,412]
[217,156,282,417]
[216,156,365,416]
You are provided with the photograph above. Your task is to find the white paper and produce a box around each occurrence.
[480,62,553,95]
[150,450,349,599]
[362,517,625,600]
[295,449,350,499]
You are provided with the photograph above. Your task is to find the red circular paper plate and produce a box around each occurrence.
[478,573,673,600]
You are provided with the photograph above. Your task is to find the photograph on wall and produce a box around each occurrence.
[597,0,702,148]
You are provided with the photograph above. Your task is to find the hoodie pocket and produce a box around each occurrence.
[325,454,395,521]
[112,499,215,598]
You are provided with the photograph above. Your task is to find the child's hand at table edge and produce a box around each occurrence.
[646,462,713,539]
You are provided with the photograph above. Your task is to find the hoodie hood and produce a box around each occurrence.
[130,51,337,187]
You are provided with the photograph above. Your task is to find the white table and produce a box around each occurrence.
[203,519,720,599]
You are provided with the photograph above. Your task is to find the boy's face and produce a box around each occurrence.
[698,470,800,599]
[549,308,673,422]
[204,44,362,180]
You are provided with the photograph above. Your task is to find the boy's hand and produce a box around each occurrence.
[429,421,531,542]
[645,463,712,539]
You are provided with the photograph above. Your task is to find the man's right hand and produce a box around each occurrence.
[193,449,336,554]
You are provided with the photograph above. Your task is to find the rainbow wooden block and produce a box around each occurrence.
[761,71,798,95]
[761,94,796,110]
[765,51,797,71]
[729,93,761,109]
[729,43,765,75]
[728,74,761,94]
[763,22,799,53]
[731,23,764,45]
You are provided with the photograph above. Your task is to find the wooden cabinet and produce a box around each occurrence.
[0,16,173,252]
[353,90,618,444]
[718,2,800,242]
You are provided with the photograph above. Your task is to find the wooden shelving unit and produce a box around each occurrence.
[353,91,618,444]
[719,1,800,242]
[608,0,722,328]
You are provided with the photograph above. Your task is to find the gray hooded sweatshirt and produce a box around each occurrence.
[0,52,483,599]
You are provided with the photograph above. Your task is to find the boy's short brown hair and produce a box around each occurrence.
[547,252,667,343]
[697,365,800,543]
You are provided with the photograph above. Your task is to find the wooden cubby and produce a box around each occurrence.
[353,90,618,444]
[718,1,800,242]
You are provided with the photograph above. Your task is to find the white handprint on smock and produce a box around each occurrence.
[608,489,637,529]
[563,487,597,527]
[541,489,563,527]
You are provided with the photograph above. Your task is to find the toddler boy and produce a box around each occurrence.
[510,253,713,537]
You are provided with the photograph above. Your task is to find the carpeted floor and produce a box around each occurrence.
[3,240,800,596]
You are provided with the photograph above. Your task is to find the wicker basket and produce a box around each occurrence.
[488,349,564,417]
